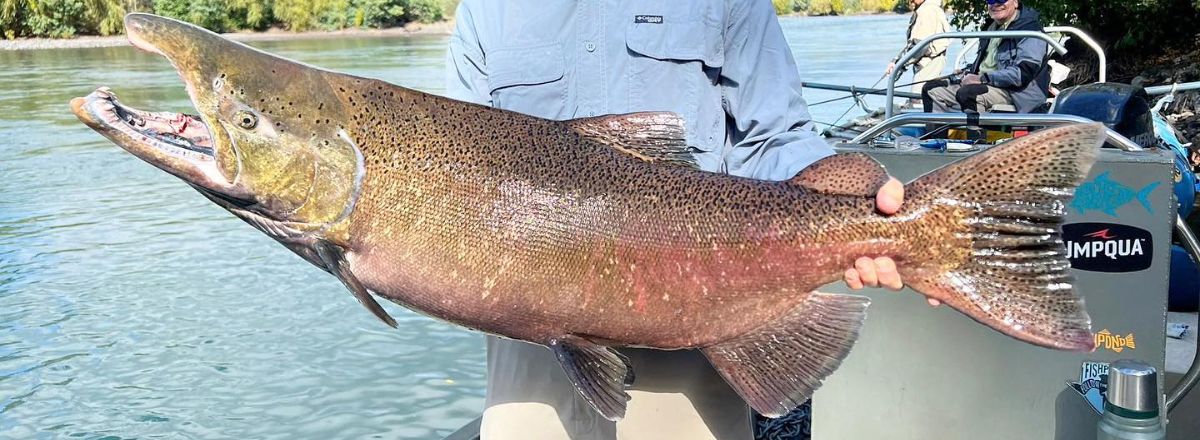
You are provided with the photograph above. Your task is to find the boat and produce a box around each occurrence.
[445,26,1200,440]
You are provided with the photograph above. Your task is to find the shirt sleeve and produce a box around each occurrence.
[444,1,490,106]
[720,0,835,181]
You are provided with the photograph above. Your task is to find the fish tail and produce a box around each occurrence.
[1136,181,1160,213]
[899,123,1106,352]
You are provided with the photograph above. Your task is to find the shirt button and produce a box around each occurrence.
[584,42,596,52]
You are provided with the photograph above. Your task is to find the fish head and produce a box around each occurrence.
[71,13,361,233]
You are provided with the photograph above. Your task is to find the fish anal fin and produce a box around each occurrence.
[789,153,890,196]
[701,292,869,417]
[549,335,633,421]
[315,241,398,328]
[565,112,698,169]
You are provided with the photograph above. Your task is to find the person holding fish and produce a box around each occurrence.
[71,11,1100,440]
[445,1,922,438]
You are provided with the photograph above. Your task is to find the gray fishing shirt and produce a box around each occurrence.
[445,0,834,181]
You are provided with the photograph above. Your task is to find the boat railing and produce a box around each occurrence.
[888,31,1068,118]
[1146,81,1200,96]
[844,112,1144,151]
[1170,215,1200,412]
[952,26,1107,84]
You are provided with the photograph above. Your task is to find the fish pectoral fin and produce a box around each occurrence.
[564,112,698,169]
[788,152,890,197]
[701,292,869,418]
[548,335,633,421]
[314,241,398,328]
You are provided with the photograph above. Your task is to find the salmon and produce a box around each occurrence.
[70,13,1099,420]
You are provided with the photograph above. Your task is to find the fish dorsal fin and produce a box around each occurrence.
[315,241,398,328]
[789,153,890,196]
[565,112,699,169]
[549,335,634,421]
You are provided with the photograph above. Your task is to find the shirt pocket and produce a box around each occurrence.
[625,13,725,152]
[487,43,567,117]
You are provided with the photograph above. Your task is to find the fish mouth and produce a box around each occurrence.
[70,87,239,199]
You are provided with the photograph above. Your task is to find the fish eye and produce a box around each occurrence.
[235,111,257,129]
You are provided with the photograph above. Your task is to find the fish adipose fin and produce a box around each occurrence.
[315,241,398,328]
[549,335,634,421]
[902,123,1105,352]
[565,112,699,169]
[701,292,869,417]
[788,152,891,197]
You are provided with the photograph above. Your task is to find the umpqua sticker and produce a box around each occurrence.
[1062,223,1153,272]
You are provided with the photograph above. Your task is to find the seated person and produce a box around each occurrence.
[921,0,1050,114]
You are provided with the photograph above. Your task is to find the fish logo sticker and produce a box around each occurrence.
[1094,329,1136,353]
[1062,223,1153,272]
[1069,171,1159,217]
[1069,361,1109,414]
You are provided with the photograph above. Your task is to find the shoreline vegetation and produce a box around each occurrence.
[3,0,1198,143]
[1,0,904,50]
[0,19,453,50]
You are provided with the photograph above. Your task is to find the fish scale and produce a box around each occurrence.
[72,12,1106,423]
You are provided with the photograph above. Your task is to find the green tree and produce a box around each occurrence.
[772,0,792,15]
[945,0,1200,55]
[154,0,229,32]
[402,0,442,23]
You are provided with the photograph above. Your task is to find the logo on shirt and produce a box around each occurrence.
[634,15,663,24]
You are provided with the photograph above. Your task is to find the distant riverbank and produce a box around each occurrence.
[0,20,453,51]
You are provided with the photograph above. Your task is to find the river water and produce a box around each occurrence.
[0,14,958,439]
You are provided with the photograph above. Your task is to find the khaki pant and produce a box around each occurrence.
[911,56,946,95]
[481,336,753,440]
[924,82,1013,113]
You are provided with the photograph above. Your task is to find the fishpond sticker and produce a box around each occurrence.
[1069,361,1110,414]
[1094,329,1136,353]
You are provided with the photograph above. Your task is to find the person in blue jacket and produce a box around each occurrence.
[921,0,1051,114]
[444,1,928,438]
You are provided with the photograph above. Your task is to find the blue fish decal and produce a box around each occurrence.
[1069,171,1159,216]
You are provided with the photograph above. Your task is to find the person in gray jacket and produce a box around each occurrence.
[444,1,932,438]
[921,0,1050,114]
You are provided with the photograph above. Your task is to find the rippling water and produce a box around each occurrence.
[0,14,954,439]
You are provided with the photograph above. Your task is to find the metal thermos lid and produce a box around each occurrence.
[1105,359,1159,418]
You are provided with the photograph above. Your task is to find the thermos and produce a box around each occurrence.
[1098,360,1167,440]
